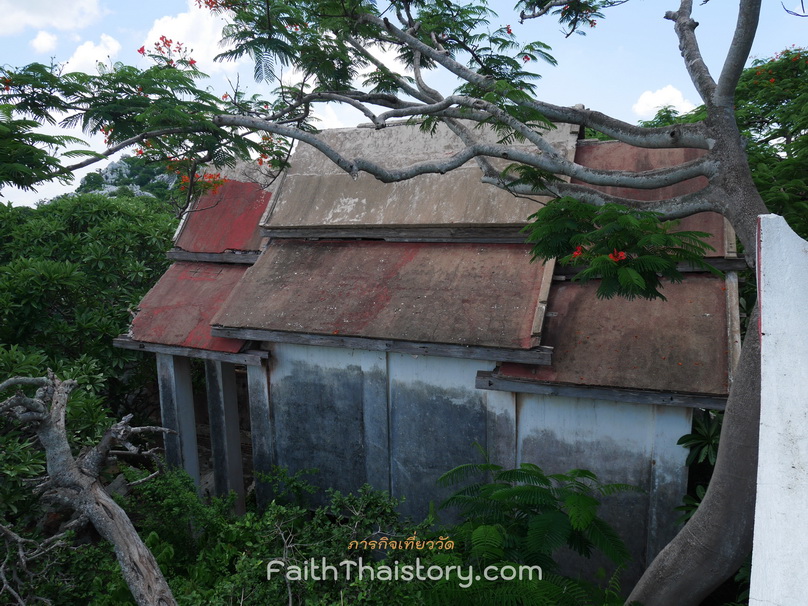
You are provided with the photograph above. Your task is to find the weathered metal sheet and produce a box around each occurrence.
[498,274,730,395]
[131,262,247,353]
[267,343,389,498]
[516,391,691,581]
[174,180,272,253]
[573,140,727,256]
[387,353,501,520]
[213,240,549,349]
[264,122,579,230]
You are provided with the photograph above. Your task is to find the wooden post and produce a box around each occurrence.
[247,361,273,509]
[205,360,245,514]
[155,354,200,485]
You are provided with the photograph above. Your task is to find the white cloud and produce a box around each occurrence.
[142,0,247,78]
[0,0,103,36]
[30,30,58,54]
[631,85,696,120]
[65,34,122,73]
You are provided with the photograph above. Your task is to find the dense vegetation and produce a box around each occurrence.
[0,193,177,526]
[3,463,632,605]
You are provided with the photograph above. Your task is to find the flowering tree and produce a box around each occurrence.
[0,0,795,603]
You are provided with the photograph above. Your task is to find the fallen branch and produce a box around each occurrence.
[0,372,176,606]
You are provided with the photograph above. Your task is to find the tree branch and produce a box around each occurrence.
[715,0,762,105]
[365,13,710,148]
[214,112,715,191]
[0,373,177,605]
[412,50,443,102]
[484,175,719,218]
[0,376,48,393]
[344,36,431,103]
[665,1,717,104]
[59,127,215,175]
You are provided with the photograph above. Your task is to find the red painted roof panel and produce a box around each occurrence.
[174,180,271,253]
[498,273,730,395]
[573,141,727,256]
[213,240,548,349]
[131,262,247,353]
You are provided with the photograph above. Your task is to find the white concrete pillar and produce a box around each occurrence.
[750,215,808,605]
[205,360,245,514]
[156,353,200,485]
[247,361,273,509]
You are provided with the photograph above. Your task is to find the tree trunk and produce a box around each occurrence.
[1,374,177,606]
[77,483,176,606]
[626,304,760,605]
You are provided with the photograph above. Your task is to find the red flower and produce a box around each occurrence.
[608,249,627,262]
[572,245,583,258]
[137,46,146,55]
[769,78,775,83]
[221,93,229,100]
[506,25,513,35]
[522,55,531,62]
[189,58,197,66]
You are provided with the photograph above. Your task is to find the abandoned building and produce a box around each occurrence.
[115,121,742,581]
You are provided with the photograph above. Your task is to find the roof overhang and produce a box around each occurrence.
[119,261,250,355]
[211,239,555,363]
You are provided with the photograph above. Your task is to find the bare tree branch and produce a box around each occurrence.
[716,0,762,104]
[665,1,717,104]
[484,175,719,218]
[0,374,177,606]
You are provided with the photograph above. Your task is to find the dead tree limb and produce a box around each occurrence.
[0,371,176,606]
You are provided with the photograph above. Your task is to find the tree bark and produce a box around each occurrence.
[626,304,760,605]
[77,483,176,606]
[1,373,177,606]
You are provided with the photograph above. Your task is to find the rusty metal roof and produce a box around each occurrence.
[174,180,271,253]
[212,239,550,349]
[130,262,247,353]
[495,273,731,395]
[263,122,579,232]
[573,140,730,257]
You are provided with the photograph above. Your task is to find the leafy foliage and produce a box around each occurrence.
[737,46,808,239]
[0,194,176,527]
[0,55,287,192]
[0,104,86,190]
[677,411,723,467]
[0,194,175,379]
[524,197,720,299]
[433,453,636,604]
[10,467,433,606]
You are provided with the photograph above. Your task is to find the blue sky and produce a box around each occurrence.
[0,0,802,205]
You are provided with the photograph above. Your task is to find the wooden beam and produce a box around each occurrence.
[166,249,260,265]
[205,360,245,514]
[261,226,529,243]
[247,362,273,510]
[113,336,268,366]
[211,327,554,365]
[155,354,200,485]
[530,258,556,346]
[475,371,727,410]
[725,271,742,383]
[552,257,748,277]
